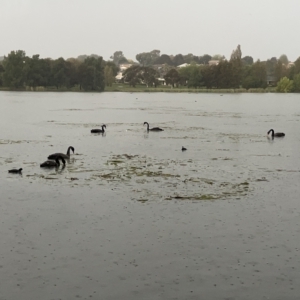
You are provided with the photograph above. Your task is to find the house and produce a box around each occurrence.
[157,78,166,85]
[115,72,124,82]
[115,64,133,82]
[208,60,220,66]
[119,64,132,72]
[177,63,190,68]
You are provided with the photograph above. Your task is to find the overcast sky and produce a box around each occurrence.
[1,0,300,62]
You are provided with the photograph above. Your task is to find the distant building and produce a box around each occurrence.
[119,64,132,72]
[115,72,124,82]
[208,60,220,66]
[115,64,133,82]
[157,78,166,85]
[177,63,190,68]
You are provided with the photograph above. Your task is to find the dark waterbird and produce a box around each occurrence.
[40,156,66,168]
[48,146,75,160]
[91,124,106,133]
[182,146,187,151]
[8,168,22,174]
[144,122,163,132]
[267,129,285,138]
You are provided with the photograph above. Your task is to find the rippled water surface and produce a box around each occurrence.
[1,91,300,300]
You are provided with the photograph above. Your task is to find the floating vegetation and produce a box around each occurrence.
[167,194,219,201]
[256,177,268,182]
[86,154,254,202]
[12,151,256,202]
[0,139,47,145]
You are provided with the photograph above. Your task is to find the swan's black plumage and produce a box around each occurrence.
[144,122,163,132]
[8,168,22,174]
[48,146,75,160]
[91,124,106,133]
[267,129,285,137]
[182,146,187,151]
[40,156,66,168]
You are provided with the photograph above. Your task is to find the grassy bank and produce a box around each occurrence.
[105,84,277,93]
[0,84,277,93]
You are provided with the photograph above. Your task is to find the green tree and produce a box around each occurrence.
[105,61,119,76]
[173,54,185,66]
[183,53,199,64]
[274,60,288,82]
[215,60,234,88]
[276,77,293,92]
[142,67,159,87]
[154,54,173,65]
[242,56,253,65]
[122,66,159,87]
[199,54,212,65]
[104,65,115,87]
[122,65,142,87]
[78,57,105,91]
[229,53,243,88]
[110,51,128,65]
[136,50,160,66]
[278,54,289,66]
[202,65,217,88]
[242,60,267,89]
[230,45,242,60]
[65,58,82,88]
[211,54,224,61]
[51,57,69,89]
[0,63,4,86]
[292,73,300,92]
[164,69,180,87]
[294,57,300,74]
[2,50,26,88]
[23,54,52,89]
[178,65,203,88]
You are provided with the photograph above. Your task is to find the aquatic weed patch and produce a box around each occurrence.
[89,154,253,202]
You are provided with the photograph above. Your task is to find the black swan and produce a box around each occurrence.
[8,168,22,174]
[182,146,187,151]
[267,129,285,138]
[40,156,66,168]
[91,124,106,133]
[144,122,163,132]
[48,146,75,160]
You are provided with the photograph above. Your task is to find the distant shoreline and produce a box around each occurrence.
[0,86,278,93]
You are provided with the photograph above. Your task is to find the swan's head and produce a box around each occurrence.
[143,122,148,126]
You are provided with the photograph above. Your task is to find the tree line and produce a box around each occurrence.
[122,46,300,92]
[0,50,118,91]
[1,46,300,92]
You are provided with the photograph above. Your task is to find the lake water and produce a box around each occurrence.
[1,91,300,300]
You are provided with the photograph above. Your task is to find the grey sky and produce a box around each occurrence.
[1,0,300,62]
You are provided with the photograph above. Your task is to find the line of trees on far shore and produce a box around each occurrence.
[0,50,118,91]
[1,46,300,92]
